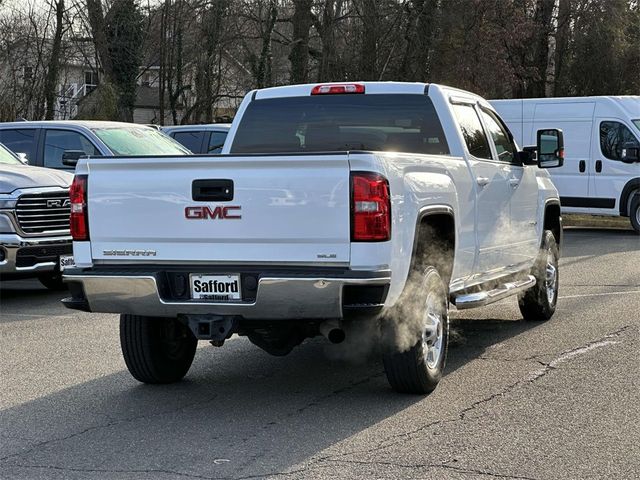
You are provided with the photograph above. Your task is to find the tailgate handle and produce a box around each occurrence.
[192,179,234,201]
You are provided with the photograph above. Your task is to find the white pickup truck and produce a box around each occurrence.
[63,82,564,394]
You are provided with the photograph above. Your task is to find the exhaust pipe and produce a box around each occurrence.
[319,320,346,344]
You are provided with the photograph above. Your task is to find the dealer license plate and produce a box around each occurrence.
[59,255,75,270]
[190,274,242,301]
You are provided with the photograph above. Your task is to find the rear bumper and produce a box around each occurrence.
[62,267,391,320]
[0,234,72,276]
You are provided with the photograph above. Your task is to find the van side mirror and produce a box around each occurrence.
[536,128,564,169]
[15,152,29,165]
[62,150,86,167]
[621,141,640,163]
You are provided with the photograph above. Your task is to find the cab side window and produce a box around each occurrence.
[600,121,638,161]
[452,104,492,160]
[44,129,99,168]
[172,131,205,153]
[208,131,227,154]
[0,129,37,162]
[480,108,516,163]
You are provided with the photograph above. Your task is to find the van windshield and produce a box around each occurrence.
[93,127,191,156]
[633,120,640,132]
[230,94,450,155]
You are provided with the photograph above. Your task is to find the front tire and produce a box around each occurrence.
[383,267,449,394]
[518,230,559,321]
[120,314,197,384]
[630,194,640,234]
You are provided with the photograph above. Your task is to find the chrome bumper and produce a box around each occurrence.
[0,234,72,275]
[63,269,391,320]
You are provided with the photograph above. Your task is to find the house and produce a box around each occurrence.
[0,27,251,124]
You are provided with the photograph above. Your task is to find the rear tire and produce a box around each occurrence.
[518,230,559,321]
[120,314,197,384]
[630,194,640,234]
[383,266,449,394]
[38,273,66,291]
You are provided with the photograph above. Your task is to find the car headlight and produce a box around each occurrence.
[0,199,17,209]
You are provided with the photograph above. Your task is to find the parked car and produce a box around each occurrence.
[63,82,563,394]
[162,124,231,154]
[0,142,73,289]
[0,121,190,170]
[491,96,640,232]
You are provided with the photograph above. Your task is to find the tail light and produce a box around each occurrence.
[70,175,89,241]
[311,83,365,95]
[351,172,391,241]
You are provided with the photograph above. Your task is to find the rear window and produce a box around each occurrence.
[230,94,449,155]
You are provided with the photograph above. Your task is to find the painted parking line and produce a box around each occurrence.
[560,290,640,299]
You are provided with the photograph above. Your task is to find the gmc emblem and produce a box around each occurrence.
[185,206,242,220]
[47,199,71,208]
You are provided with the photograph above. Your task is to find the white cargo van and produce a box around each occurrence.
[491,96,640,232]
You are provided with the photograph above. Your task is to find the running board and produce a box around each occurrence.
[452,275,536,310]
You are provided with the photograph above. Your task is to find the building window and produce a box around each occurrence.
[84,71,98,86]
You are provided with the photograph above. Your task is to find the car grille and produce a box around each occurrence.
[15,191,71,235]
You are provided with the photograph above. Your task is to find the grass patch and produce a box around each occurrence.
[563,214,632,230]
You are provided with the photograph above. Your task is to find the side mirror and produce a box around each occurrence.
[536,128,564,169]
[62,150,86,167]
[621,141,640,163]
[15,152,29,165]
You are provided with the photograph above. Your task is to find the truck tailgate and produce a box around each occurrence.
[86,155,351,265]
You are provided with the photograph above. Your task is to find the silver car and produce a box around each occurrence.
[0,121,190,171]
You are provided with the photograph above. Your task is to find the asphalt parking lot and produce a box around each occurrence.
[1,227,638,480]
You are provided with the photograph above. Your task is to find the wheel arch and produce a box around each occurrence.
[410,206,456,287]
[543,199,562,248]
[619,178,640,217]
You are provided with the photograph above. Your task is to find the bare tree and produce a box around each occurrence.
[44,0,66,120]
[289,0,313,83]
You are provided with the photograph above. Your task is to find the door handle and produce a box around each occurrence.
[476,177,490,187]
[579,160,586,173]
[595,160,603,173]
[192,179,234,201]
[508,177,520,188]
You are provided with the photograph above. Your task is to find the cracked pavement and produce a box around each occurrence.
[1,227,639,479]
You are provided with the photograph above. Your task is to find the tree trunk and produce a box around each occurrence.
[358,0,377,80]
[413,0,438,81]
[44,0,64,120]
[554,0,571,96]
[528,0,555,97]
[289,0,313,83]
[256,0,277,88]
[169,0,184,125]
[159,0,168,125]
[85,0,113,82]
[316,0,342,82]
